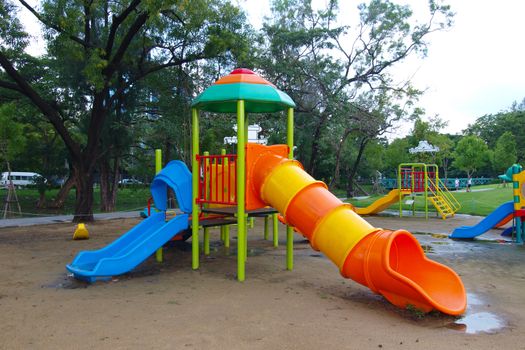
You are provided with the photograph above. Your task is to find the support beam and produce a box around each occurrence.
[273,213,279,247]
[264,215,269,240]
[191,108,200,270]
[236,100,246,281]
[155,149,163,263]
[286,107,294,271]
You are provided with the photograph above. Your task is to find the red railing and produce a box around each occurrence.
[400,168,437,193]
[196,154,237,205]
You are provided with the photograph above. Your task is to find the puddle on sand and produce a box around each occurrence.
[452,312,505,334]
[447,293,505,334]
[42,275,90,289]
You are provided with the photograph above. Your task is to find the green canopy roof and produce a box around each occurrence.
[191,69,295,113]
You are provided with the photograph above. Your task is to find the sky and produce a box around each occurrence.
[239,0,525,135]
[18,0,525,136]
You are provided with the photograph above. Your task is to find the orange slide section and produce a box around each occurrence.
[495,213,513,228]
[247,144,466,315]
[355,189,411,215]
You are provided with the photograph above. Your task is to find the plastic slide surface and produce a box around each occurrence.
[67,212,188,282]
[248,144,466,315]
[355,189,409,215]
[449,201,514,239]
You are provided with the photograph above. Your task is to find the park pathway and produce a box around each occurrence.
[0,211,141,228]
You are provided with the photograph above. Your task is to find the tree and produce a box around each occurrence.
[408,115,454,179]
[259,0,453,182]
[466,99,525,162]
[382,137,411,177]
[493,131,517,173]
[452,135,491,178]
[0,103,25,166]
[0,0,252,221]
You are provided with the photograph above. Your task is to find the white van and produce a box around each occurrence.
[0,172,43,188]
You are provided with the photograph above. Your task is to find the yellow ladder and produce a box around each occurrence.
[429,195,454,219]
[428,178,461,220]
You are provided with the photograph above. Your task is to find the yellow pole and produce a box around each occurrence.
[286,107,294,270]
[155,149,163,263]
[237,100,246,281]
[191,108,200,270]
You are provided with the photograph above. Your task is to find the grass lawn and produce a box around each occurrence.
[347,184,513,217]
[0,186,150,217]
[1,183,513,218]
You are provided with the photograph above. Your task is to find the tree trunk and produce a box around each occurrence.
[99,157,119,212]
[164,141,172,166]
[72,163,94,222]
[329,128,352,189]
[36,192,46,209]
[345,137,369,198]
[49,175,76,208]
[307,113,328,175]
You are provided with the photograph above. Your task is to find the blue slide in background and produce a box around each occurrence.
[67,160,192,282]
[449,201,514,239]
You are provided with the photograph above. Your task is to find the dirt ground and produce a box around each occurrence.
[1,213,525,350]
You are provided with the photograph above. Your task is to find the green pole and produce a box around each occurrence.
[286,107,294,271]
[513,173,522,243]
[191,108,200,270]
[204,227,210,255]
[224,224,230,248]
[412,165,416,217]
[424,164,428,219]
[264,215,269,240]
[398,164,402,218]
[237,100,246,281]
[244,113,249,261]
[155,149,163,263]
[273,213,279,247]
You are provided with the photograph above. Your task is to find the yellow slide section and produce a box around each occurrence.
[248,144,466,315]
[355,189,410,215]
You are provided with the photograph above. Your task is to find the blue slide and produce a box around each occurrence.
[449,201,514,239]
[67,160,192,282]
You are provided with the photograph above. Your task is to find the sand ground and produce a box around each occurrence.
[0,213,524,350]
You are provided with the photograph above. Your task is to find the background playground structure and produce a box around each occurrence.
[349,183,511,217]
[450,164,525,242]
[398,163,460,220]
[352,163,461,219]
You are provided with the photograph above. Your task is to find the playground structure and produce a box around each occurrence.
[398,163,460,220]
[450,164,525,242]
[355,188,411,216]
[355,163,460,219]
[67,69,466,315]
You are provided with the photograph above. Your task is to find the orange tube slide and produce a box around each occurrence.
[249,145,466,315]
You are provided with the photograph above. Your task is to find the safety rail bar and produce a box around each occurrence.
[436,178,461,212]
[196,154,237,205]
[427,177,461,213]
